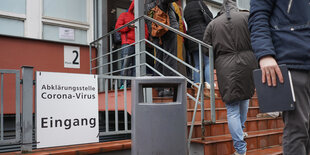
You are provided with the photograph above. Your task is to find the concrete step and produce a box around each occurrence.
[187,117,284,138]
[153,96,259,110]
[2,140,131,155]
[187,107,260,121]
[186,97,259,110]
[191,128,283,155]
[247,145,283,155]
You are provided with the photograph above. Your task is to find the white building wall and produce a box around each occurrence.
[0,0,93,45]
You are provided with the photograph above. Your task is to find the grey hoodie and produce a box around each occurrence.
[217,0,239,19]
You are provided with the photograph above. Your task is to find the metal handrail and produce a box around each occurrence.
[90,15,212,49]
[91,41,141,62]
[143,15,212,48]
[89,15,216,151]
[92,52,139,71]
[142,50,197,87]
[91,17,140,44]
[144,39,199,73]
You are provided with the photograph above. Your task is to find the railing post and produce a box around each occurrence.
[21,66,33,152]
[134,0,145,77]
[98,0,108,92]
[209,47,216,123]
[0,73,3,141]
[89,44,92,74]
[199,44,205,139]
[109,34,113,89]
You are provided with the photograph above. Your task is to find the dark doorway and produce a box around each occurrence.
[108,0,132,75]
[108,0,132,32]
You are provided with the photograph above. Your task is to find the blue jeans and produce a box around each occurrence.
[193,50,210,83]
[120,44,135,86]
[225,99,249,154]
[121,44,135,76]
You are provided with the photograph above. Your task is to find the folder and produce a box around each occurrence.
[253,65,295,113]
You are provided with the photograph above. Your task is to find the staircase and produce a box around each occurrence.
[154,88,284,155]
[89,14,284,154]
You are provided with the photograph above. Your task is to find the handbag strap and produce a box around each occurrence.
[198,1,212,23]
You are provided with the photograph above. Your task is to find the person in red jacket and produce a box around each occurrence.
[115,1,149,88]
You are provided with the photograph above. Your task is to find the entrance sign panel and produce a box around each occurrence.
[36,71,98,148]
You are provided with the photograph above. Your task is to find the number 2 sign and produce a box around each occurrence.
[64,46,80,68]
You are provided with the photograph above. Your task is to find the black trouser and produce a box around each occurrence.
[154,31,178,76]
[282,70,310,155]
[146,46,154,75]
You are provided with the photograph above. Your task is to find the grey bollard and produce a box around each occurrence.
[131,77,187,155]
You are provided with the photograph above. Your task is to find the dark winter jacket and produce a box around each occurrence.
[145,0,180,76]
[115,1,149,45]
[184,0,213,53]
[249,0,310,70]
[145,0,180,33]
[203,0,257,103]
[158,0,179,30]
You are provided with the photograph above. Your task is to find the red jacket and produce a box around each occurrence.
[115,1,149,45]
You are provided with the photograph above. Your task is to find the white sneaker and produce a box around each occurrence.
[243,132,248,138]
[234,151,246,155]
[204,82,217,89]
[205,82,211,89]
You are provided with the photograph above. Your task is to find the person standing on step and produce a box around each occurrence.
[203,0,257,154]
[115,1,149,89]
[184,0,213,97]
[249,0,310,154]
[145,0,180,97]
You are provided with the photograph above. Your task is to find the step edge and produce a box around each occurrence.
[246,145,283,155]
[191,128,283,144]
[187,117,282,126]
[187,107,259,111]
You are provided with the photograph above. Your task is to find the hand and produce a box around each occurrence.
[128,24,136,28]
[259,56,284,86]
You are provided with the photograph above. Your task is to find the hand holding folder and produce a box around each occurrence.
[253,65,295,113]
